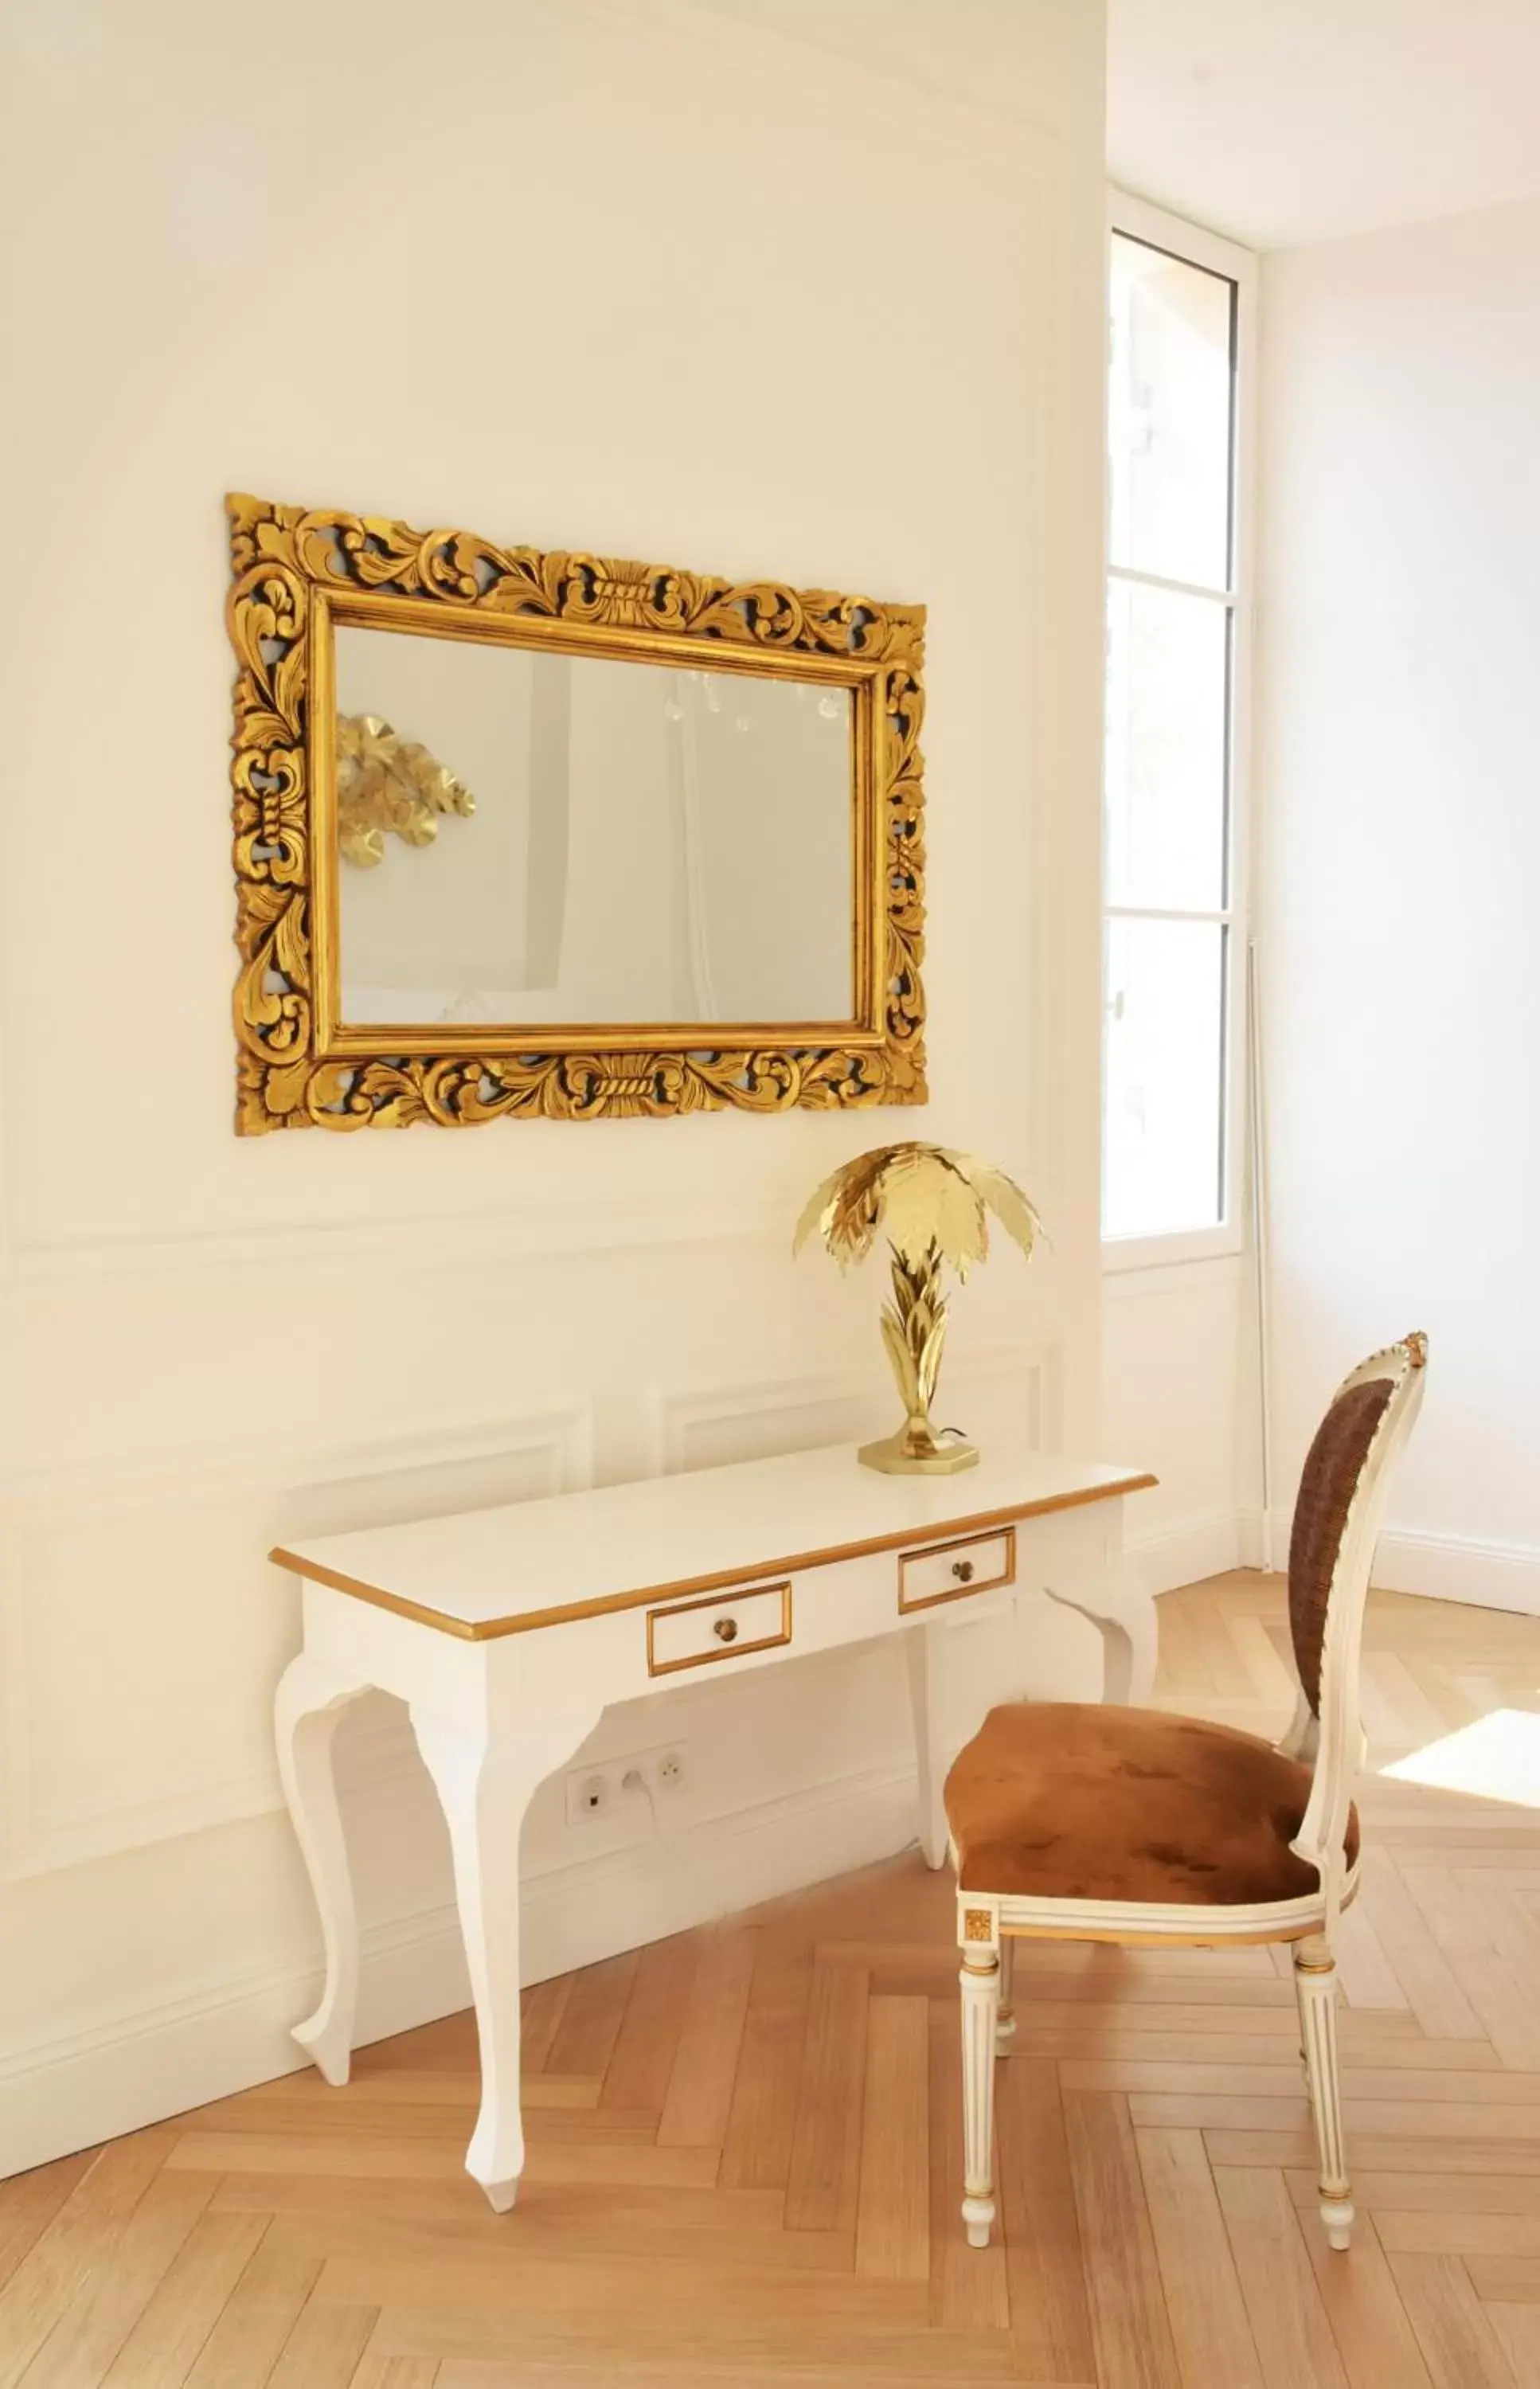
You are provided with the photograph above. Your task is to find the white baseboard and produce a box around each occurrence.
[1128,1506,1257,1596]
[0,1760,917,2180]
[1368,1526,1540,1618]
[0,1898,478,2182]
[1247,1511,1540,1619]
[1131,1503,1540,1621]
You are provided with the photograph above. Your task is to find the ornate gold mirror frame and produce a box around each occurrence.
[226,495,926,1130]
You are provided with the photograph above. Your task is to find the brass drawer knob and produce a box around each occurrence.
[952,1559,975,1583]
[713,1616,740,1644]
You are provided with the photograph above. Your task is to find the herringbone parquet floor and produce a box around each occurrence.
[4,1573,1540,2387]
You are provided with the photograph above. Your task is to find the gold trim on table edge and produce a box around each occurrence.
[645,1581,793,1677]
[897,1523,1017,1613]
[227,491,927,1130]
[268,1471,1159,1640]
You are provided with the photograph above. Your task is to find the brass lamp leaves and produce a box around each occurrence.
[881,1151,987,1277]
[335,714,476,868]
[791,1169,845,1261]
[793,1145,893,1265]
[792,1142,1043,1475]
[966,1159,1042,1265]
[792,1143,1042,1281]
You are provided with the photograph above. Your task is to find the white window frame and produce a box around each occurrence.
[1102,190,1258,1274]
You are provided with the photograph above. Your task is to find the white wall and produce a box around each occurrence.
[0,0,1109,2169]
[1104,1257,1261,1589]
[1256,194,1540,1614]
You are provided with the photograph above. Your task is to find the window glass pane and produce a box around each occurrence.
[1108,233,1234,591]
[1104,917,1226,1239]
[1105,580,1229,912]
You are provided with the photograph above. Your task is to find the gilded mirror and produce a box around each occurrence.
[227,495,926,1128]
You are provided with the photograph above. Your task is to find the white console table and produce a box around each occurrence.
[271,1437,1155,2210]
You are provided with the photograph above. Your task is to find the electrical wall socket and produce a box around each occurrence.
[564,1742,687,1828]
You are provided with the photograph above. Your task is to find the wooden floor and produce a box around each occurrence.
[5,1574,1540,2388]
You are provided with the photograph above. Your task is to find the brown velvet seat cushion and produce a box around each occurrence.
[944,1703,1358,1906]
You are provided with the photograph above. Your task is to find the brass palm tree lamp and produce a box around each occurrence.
[793,1142,1042,1476]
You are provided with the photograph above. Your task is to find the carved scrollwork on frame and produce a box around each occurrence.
[227,494,927,1132]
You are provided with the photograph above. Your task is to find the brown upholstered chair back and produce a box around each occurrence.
[1282,1335,1428,1919]
[1288,1375,1397,1715]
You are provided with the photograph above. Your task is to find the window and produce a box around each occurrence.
[1103,196,1255,1266]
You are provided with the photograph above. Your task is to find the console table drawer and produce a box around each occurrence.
[898,1527,1016,1613]
[646,1581,793,1675]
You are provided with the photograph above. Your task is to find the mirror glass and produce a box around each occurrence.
[334,623,855,1028]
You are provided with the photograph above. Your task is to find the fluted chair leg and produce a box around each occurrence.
[1294,1932,1353,2249]
[960,1953,1000,2247]
[995,1935,1016,2053]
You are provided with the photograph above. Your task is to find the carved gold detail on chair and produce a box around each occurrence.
[962,1908,995,1943]
[336,715,475,868]
[226,495,927,1132]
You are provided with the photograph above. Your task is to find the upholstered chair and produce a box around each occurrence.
[942,1334,1428,2254]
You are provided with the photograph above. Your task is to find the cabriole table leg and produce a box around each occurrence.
[274,1653,372,2087]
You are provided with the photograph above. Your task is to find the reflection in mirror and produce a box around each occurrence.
[334,624,854,1028]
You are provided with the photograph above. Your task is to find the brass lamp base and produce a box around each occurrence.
[858,1431,980,1476]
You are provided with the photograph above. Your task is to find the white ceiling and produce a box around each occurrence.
[1108,0,1540,251]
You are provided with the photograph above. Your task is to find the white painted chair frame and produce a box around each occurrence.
[952,1335,1429,2253]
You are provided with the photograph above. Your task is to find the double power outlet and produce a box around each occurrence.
[564,1741,686,1828]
